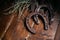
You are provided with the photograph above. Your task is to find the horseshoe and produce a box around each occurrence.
[25,12,48,34]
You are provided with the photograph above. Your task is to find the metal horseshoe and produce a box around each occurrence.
[25,12,48,34]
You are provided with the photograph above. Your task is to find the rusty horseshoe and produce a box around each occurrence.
[25,12,48,34]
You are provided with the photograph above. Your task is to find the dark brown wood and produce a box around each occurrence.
[0,6,59,40]
[54,22,60,40]
[54,13,60,40]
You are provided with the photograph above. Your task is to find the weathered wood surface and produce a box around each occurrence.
[0,8,60,40]
[54,13,60,40]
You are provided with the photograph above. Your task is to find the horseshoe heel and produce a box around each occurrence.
[33,15,39,25]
